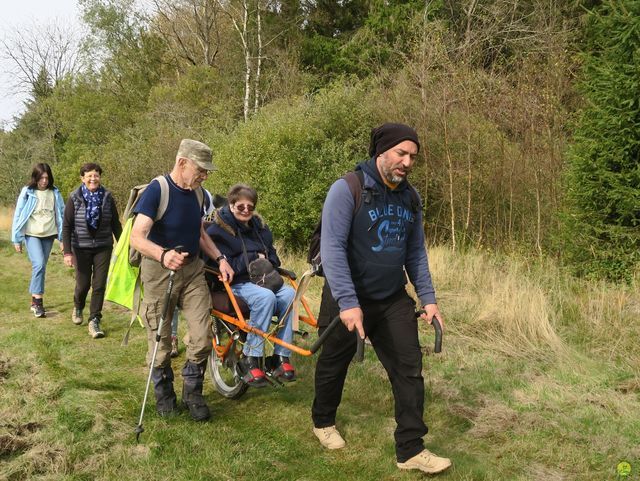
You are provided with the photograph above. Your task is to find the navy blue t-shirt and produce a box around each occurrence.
[134,175,206,257]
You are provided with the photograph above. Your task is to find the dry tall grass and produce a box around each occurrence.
[428,246,640,367]
[428,246,564,356]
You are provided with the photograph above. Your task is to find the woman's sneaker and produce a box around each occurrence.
[266,355,296,382]
[237,356,268,388]
[71,308,83,325]
[31,299,45,318]
[88,317,105,339]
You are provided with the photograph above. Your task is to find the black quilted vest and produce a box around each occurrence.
[70,187,115,249]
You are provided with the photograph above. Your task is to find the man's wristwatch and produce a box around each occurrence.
[215,254,228,263]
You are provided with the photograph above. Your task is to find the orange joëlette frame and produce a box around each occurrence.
[208,269,318,357]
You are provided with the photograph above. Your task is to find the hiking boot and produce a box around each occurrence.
[72,308,83,325]
[182,360,211,422]
[237,356,268,388]
[170,336,179,358]
[31,298,45,318]
[397,449,452,474]
[151,366,178,416]
[88,317,105,339]
[313,425,346,450]
[266,355,296,382]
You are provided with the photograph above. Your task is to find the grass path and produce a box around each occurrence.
[1,234,639,481]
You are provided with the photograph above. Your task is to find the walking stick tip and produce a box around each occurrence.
[134,424,144,443]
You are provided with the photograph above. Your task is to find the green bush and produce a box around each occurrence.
[206,81,377,249]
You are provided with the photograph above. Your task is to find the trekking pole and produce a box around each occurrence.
[135,246,183,442]
[416,310,443,353]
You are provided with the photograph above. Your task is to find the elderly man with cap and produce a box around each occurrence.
[311,123,451,474]
[130,139,233,422]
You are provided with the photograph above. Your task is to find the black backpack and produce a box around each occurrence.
[307,170,420,276]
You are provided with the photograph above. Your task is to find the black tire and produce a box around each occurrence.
[209,319,248,400]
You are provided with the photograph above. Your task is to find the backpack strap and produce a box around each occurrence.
[342,170,365,214]
[155,175,170,221]
[194,186,205,213]
[152,176,204,222]
[406,183,421,214]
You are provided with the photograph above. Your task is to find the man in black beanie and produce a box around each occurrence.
[311,123,451,474]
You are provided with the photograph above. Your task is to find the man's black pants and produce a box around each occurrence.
[312,285,428,462]
[73,247,111,319]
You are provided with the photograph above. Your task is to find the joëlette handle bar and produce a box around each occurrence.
[416,309,443,353]
[308,315,365,363]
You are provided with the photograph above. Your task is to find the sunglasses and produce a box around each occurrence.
[235,203,255,213]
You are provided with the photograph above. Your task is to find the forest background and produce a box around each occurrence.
[1,2,640,480]
[0,0,638,281]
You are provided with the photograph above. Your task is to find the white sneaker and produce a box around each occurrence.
[397,449,452,474]
[313,425,346,450]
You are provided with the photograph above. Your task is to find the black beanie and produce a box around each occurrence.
[368,123,420,158]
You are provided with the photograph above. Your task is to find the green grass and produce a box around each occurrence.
[1,234,639,480]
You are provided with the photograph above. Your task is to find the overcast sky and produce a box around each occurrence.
[0,0,81,129]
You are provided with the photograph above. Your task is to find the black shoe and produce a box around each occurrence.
[151,366,178,416]
[266,355,296,382]
[182,361,211,422]
[237,356,268,388]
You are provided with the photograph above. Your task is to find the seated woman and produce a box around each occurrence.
[206,184,296,387]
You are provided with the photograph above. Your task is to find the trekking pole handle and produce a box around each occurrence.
[171,245,184,260]
[416,310,443,354]
[354,333,365,363]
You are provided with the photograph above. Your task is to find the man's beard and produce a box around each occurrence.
[382,164,407,184]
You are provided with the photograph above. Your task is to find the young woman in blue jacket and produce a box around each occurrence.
[11,163,65,318]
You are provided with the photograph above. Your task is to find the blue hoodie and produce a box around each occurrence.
[320,158,437,311]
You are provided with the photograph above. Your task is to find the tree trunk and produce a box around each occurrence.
[442,86,456,251]
[242,0,250,122]
[253,1,262,114]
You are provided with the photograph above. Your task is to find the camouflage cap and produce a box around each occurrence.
[177,139,215,171]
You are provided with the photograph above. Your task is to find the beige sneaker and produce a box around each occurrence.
[397,449,452,474]
[72,308,83,325]
[88,317,105,339]
[313,425,346,450]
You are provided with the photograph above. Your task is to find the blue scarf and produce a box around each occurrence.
[81,184,105,230]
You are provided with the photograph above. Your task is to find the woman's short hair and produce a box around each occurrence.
[227,184,258,205]
[80,163,103,176]
[27,163,54,190]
